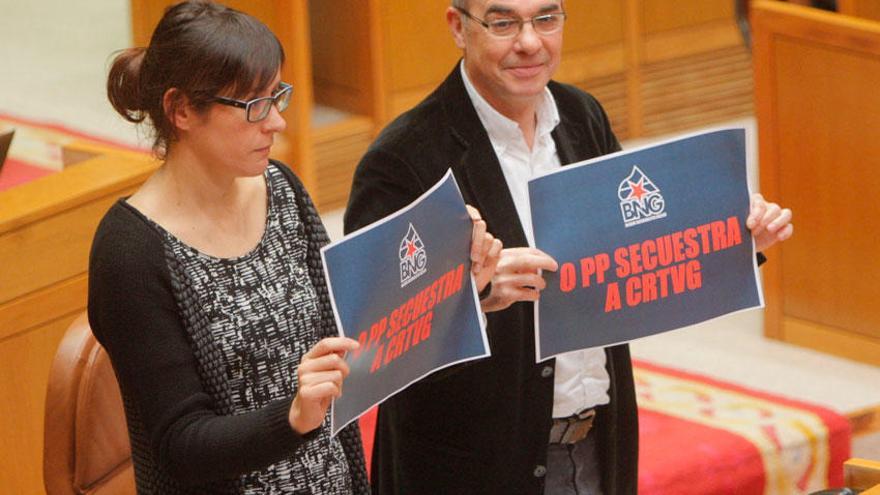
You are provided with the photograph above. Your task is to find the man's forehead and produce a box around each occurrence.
[473,0,563,15]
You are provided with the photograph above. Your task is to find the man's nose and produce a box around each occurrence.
[513,20,542,53]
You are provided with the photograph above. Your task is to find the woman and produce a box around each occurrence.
[90,2,501,493]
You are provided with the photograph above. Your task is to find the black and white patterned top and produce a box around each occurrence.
[88,162,369,494]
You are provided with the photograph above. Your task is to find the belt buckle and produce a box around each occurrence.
[552,408,596,444]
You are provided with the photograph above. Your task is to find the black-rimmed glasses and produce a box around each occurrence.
[455,7,567,38]
[212,82,293,123]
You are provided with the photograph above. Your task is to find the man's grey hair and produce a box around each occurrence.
[452,0,566,11]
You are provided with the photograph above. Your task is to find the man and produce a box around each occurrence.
[344,1,793,494]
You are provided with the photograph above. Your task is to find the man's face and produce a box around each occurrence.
[450,0,564,114]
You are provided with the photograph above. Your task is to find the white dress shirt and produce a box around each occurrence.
[460,63,610,418]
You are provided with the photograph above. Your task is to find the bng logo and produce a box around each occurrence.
[618,166,666,228]
[399,223,427,287]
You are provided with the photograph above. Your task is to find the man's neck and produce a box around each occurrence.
[468,84,541,149]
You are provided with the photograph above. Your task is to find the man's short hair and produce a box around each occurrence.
[452,0,566,12]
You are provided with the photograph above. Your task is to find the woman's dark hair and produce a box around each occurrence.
[107,1,284,156]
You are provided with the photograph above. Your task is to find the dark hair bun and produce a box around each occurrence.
[107,47,147,124]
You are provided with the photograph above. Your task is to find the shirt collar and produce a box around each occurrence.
[460,61,560,152]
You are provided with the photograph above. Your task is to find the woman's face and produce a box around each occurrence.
[184,71,288,178]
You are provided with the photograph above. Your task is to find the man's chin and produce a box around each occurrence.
[505,82,550,100]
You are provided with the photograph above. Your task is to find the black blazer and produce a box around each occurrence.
[345,65,638,495]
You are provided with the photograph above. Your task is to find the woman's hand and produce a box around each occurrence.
[288,337,360,435]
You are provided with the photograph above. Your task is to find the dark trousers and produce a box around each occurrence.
[544,431,603,495]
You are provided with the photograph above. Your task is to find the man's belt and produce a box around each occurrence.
[549,408,596,445]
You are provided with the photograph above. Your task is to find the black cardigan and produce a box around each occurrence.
[344,66,639,495]
[88,162,369,494]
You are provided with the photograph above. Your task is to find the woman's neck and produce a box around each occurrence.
[160,145,247,216]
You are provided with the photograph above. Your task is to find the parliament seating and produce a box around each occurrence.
[43,313,135,495]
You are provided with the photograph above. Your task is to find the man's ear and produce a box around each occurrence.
[447,7,467,49]
[163,88,197,132]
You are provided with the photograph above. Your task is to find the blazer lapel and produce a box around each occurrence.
[551,107,585,167]
[440,67,531,249]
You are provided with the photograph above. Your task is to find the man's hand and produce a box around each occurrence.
[288,337,359,435]
[466,205,503,293]
[747,193,794,252]
[480,247,558,313]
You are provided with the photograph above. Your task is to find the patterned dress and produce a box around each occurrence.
[88,162,369,494]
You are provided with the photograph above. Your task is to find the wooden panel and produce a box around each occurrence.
[310,115,373,211]
[387,84,442,124]
[642,0,734,34]
[274,0,316,186]
[0,192,136,305]
[855,3,880,21]
[856,0,880,21]
[0,151,155,233]
[0,314,78,494]
[640,45,753,136]
[839,0,880,22]
[772,35,880,339]
[130,0,168,47]
[0,275,87,342]
[849,406,880,437]
[576,73,629,140]
[382,0,459,95]
[563,0,625,51]
[310,0,375,116]
[642,20,743,64]
[846,458,880,491]
[0,150,153,304]
[556,45,626,83]
[783,316,880,367]
[753,1,880,362]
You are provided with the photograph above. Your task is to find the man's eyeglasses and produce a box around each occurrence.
[455,7,566,39]
[212,82,293,123]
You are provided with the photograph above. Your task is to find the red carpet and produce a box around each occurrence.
[358,359,851,494]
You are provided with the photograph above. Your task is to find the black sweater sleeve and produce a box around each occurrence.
[87,203,312,486]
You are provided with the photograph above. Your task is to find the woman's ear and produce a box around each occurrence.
[163,88,197,132]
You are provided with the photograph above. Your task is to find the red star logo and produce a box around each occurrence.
[629,179,647,200]
[405,240,418,258]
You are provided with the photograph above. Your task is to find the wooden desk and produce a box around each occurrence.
[845,458,880,491]
[0,145,158,493]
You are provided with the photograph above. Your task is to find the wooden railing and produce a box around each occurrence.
[0,145,158,493]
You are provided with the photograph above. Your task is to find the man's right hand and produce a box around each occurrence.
[480,247,558,313]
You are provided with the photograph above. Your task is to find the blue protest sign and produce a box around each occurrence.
[529,128,763,361]
[322,170,488,434]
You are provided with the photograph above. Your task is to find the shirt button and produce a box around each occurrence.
[541,365,554,378]
[533,465,547,478]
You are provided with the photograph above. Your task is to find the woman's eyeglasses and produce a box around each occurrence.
[212,82,293,123]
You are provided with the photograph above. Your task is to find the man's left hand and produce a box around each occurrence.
[747,193,793,251]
